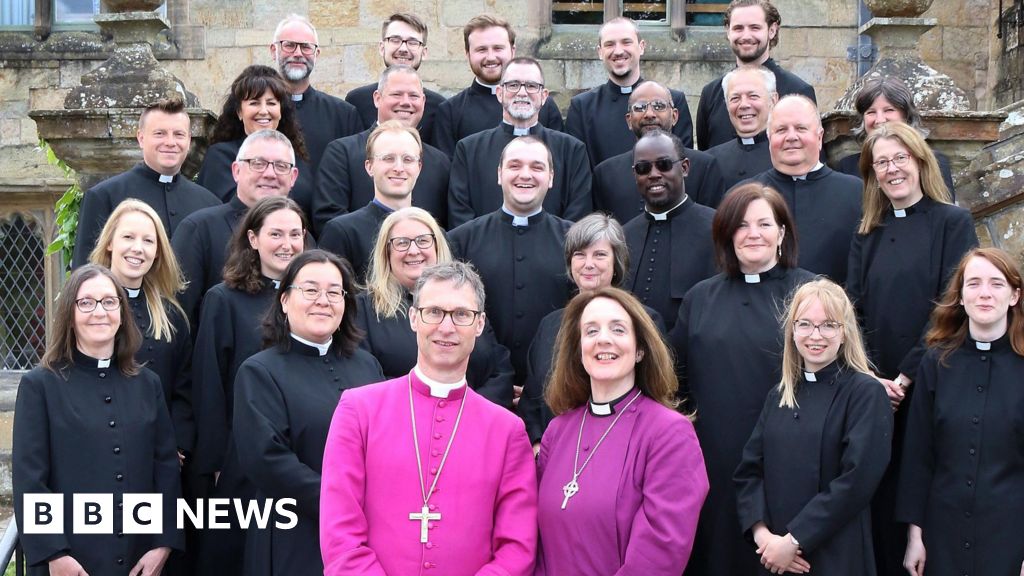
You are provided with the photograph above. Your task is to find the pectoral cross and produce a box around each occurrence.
[561,479,579,509]
[409,505,441,543]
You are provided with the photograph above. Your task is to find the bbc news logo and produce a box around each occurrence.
[23,495,298,534]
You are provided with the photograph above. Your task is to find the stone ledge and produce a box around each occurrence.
[533,26,731,62]
[0,27,205,61]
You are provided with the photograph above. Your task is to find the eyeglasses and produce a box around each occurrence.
[871,153,912,172]
[388,233,435,252]
[277,40,318,55]
[238,158,294,175]
[415,306,481,326]
[384,36,424,49]
[502,81,544,94]
[629,100,671,114]
[289,285,347,303]
[793,320,843,339]
[75,296,121,313]
[632,157,684,175]
[372,153,421,166]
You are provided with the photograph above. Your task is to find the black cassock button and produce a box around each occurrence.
[170,210,177,216]
[117,557,124,564]
[516,255,524,262]
[116,473,123,481]
[113,446,121,454]
[964,541,971,549]
[99,372,106,379]
[977,386,984,393]
[109,420,116,428]
[969,448,976,455]
[104,396,112,403]
[793,413,799,420]
[516,311,524,318]
[980,356,987,362]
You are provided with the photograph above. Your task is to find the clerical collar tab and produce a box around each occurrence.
[803,371,817,382]
[126,287,142,299]
[513,127,530,136]
[98,358,111,368]
[741,137,756,145]
[589,401,613,416]
[158,174,174,183]
[588,387,637,417]
[744,274,761,284]
[646,195,688,221]
[272,279,281,289]
[291,93,303,101]
[291,333,331,356]
[414,366,467,398]
[502,205,541,226]
[619,85,633,94]
[649,211,668,221]
[476,79,499,94]
[976,341,992,351]
[893,208,908,218]
[791,162,825,181]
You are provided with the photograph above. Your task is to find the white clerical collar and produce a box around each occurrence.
[975,341,992,351]
[647,195,688,221]
[125,287,142,299]
[272,279,281,289]
[414,365,467,398]
[893,208,908,218]
[619,84,633,94]
[803,371,817,382]
[291,93,303,101]
[741,136,756,145]
[476,78,499,94]
[502,205,542,226]
[290,333,331,356]
[790,162,825,181]
[744,274,761,284]
[502,120,537,136]
[158,174,174,183]
[98,358,111,368]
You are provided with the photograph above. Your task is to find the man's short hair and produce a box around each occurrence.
[721,66,778,99]
[382,13,428,43]
[499,56,545,84]
[236,129,296,164]
[724,0,781,49]
[598,16,641,44]
[377,64,423,93]
[412,261,487,312]
[139,96,187,128]
[498,136,553,169]
[767,94,821,131]
[365,119,423,159]
[627,80,673,106]
[273,13,318,43]
[463,14,515,53]
[636,128,688,161]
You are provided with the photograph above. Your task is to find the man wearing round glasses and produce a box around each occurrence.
[448,56,592,228]
[344,13,446,144]
[623,129,716,331]
[270,15,362,176]
[320,121,422,282]
[593,80,725,223]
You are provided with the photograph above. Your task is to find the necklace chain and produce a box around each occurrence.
[409,374,467,506]
[562,389,642,509]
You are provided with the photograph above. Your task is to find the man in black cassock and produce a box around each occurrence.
[432,14,564,157]
[313,65,448,234]
[706,66,778,194]
[319,121,422,282]
[172,130,299,327]
[72,97,219,267]
[593,80,724,223]
[448,57,591,228]
[695,0,815,150]
[565,17,694,168]
[270,15,362,176]
[623,129,716,331]
[344,13,445,146]
[448,137,572,387]
[743,95,862,284]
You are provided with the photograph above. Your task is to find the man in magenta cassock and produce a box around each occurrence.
[320,261,538,575]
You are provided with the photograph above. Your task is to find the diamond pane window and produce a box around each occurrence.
[0,214,47,370]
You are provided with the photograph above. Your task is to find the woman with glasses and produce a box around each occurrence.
[896,248,1024,576]
[356,207,514,407]
[669,183,813,576]
[198,65,314,215]
[734,279,892,576]
[234,249,382,576]
[191,196,307,576]
[13,265,182,576]
[520,213,664,448]
[846,122,977,576]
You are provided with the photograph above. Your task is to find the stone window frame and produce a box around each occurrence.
[534,0,730,40]
[0,0,204,61]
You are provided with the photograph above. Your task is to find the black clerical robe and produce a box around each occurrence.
[565,78,694,167]
[706,131,774,196]
[696,58,816,151]
[292,85,363,177]
[744,166,862,284]
[344,82,446,147]
[623,198,717,332]
[836,149,956,201]
[13,354,183,576]
[354,292,516,408]
[448,123,592,228]
[520,304,664,444]
[196,139,316,219]
[72,162,220,267]
[896,337,1024,576]
[318,201,391,283]
[668,266,815,576]
[734,364,892,576]
[432,81,565,157]
[312,128,449,234]
[233,340,383,576]
[448,210,572,383]
[592,147,724,223]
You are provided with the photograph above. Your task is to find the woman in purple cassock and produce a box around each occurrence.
[535,286,709,575]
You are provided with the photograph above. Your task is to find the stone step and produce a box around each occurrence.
[978,129,1024,166]
[959,150,1024,214]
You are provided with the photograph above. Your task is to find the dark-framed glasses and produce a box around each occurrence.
[871,153,912,172]
[238,158,294,175]
[75,296,121,313]
[277,40,318,55]
[384,36,424,49]
[629,100,670,114]
[415,306,481,326]
[502,81,545,94]
[388,233,435,252]
[793,320,843,339]
[289,285,347,303]
[632,157,684,175]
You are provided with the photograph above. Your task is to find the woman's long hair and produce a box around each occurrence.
[223,196,307,294]
[89,199,187,340]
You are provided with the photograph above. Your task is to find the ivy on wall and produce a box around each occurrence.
[39,139,81,271]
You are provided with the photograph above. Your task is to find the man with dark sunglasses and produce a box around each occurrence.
[622,129,717,331]
[592,80,725,223]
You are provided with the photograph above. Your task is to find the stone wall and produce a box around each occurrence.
[995,1,1023,107]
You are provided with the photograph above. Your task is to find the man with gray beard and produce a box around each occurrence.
[447,57,592,228]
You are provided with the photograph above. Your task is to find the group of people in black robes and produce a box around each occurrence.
[12,1,1024,576]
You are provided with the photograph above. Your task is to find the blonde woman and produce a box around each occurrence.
[734,279,892,575]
